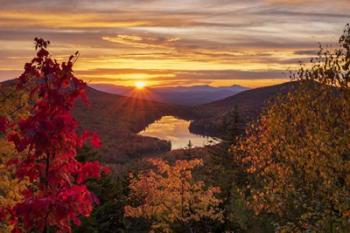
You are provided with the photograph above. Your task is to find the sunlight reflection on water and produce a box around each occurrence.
[139,115,220,150]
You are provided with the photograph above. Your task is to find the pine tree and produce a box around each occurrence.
[206,106,251,231]
[185,140,193,160]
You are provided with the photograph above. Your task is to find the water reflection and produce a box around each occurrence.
[139,116,220,150]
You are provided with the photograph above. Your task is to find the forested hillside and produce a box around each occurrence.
[189,81,300,136]
[1,24,350,233]
[73,86,191,164]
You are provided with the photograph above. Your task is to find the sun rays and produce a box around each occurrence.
[135,81,146,89]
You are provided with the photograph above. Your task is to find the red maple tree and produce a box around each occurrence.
[2,38,109,233]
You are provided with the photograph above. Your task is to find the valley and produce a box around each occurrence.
[1,79,295,166]
[72,86,193,164]
[73,81,298,167]
[1,4,349,232]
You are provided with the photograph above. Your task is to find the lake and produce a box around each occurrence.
[139,115,220,150]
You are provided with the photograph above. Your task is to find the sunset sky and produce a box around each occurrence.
[0,0,349,87]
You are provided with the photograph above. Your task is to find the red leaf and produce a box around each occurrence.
[0,116,8,133]
[90,132,101,148]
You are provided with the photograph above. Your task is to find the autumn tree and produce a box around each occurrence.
[124,158,223,233]
[0,38,109,233]
[233,25,350,232]
[0,82,29,233]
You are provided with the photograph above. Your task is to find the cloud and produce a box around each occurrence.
[102,34,180,49]
[261,10,350,19]
[75,68,290,87]
[76,68,288,81]
[265,0,350,8]
[0,11,151,29]
[293,50,318,55]
[0,0,348,87]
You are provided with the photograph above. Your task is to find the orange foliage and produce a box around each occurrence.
[233,25,350,232]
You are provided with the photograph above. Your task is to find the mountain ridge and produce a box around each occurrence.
[0,79,191,166]
[90,83,249,106]
[189,81,300,136]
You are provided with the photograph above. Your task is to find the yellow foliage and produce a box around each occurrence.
[233,24,350,233]
[0,82,29,232]
[0,141,29,233]
[125,158,223,232]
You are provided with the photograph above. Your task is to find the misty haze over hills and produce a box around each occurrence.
[90,83,249,106]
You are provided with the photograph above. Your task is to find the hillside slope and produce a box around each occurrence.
[190,81,300,136]
[0,80,191,165]
[73,86,191,164]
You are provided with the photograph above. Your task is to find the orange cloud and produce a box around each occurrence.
[0,11,149,29]
[0,1,348,88]
[102,35,180,49]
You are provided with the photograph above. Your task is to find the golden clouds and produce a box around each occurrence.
[0,0,348,88]
[75,68,288,88]
[0,11,149,29]
[102,35,180,49]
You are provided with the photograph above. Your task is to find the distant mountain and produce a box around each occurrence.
[73,86,193,165]
[0,79,191,169]
[88,84,131,96]
[189,81,301,136]
[0,78,299,168]
[90,83,249,106]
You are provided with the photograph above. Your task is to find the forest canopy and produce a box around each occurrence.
[0,24,350,233]
[233,25,350,232]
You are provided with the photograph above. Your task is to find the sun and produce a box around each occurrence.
[135,81,146,89]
